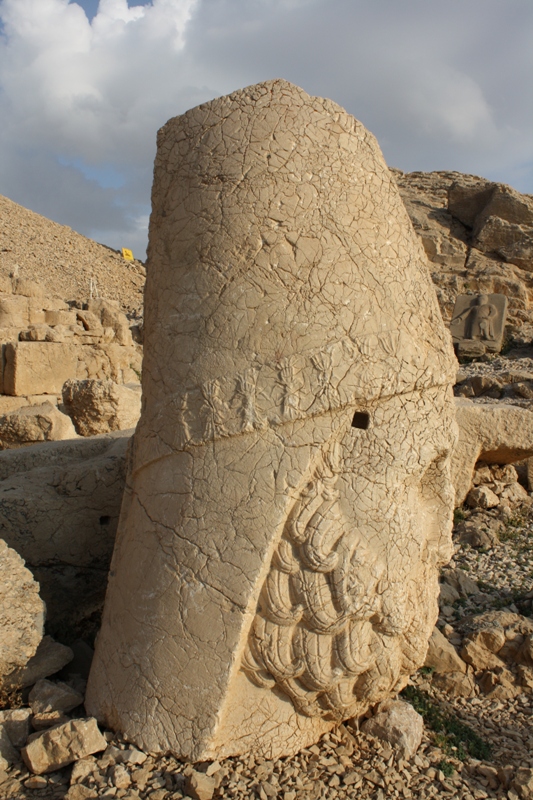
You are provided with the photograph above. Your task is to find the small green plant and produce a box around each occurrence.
[419,665,435,676]
[401,686,491,761]
[453,508,466,524]
[438,759,455,777]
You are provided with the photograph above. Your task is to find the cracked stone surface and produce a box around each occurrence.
[86,79,457,761]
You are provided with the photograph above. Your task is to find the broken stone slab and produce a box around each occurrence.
[62,378,141,436]
[32,712,70,731]
[0,725,20,770]
[3,341,78,396]
[512,768,533,800]
[87,79,457,761]
[3,636,73,690]
[452,399,533,506]
[432,670,476,698]
[29,679,84,715]
[424,627,466,674]
[440,567,480,598]
[184,769,216,800]
[0,402,77,450]
[361,700,423,760]
[0,709,32,748]
[21,717,107,774]
[0,432,129,638]
[466,485,500,509]
[0,539,44,680]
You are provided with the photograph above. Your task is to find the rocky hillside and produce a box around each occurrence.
[0,195,145,314]
[394,170,533,339]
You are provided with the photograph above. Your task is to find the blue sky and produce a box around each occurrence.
[0,0,531,259]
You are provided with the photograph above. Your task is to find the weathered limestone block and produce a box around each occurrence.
[0,539,44,680]
[3,341,78,395]
[77,343,142,385]
[0,402,76,450]
[21,718,107,774]
[452,399,533,505]
[0,431,130,638]
[0,295,29,328]
[62,379,141,436]
[86,80,457,760]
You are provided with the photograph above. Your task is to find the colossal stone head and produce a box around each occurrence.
[86,80,457,761]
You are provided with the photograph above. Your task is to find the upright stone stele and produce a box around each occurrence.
[86,80,457,761]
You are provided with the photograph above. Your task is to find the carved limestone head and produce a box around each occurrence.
[87,80,457,761]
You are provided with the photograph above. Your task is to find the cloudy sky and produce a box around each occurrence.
[0,0,531,259]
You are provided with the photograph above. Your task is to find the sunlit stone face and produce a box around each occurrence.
[86,79,457,762]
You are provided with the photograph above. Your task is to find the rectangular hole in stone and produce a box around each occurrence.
[351,411,370,430]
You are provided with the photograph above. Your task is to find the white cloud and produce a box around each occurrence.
[0,0,531,258]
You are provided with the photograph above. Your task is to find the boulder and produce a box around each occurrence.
[0,431,130,638]
[0,709,32,748]
[21,718,107,774]
[0,725,19,770]
[3,636,73,690]
[0,539,44,680]
[29,679,84,715]
[424,627,466,674]
[184,769,217,800]
[512,768,533,800]
[0,402,76,450]
[453,399,533,506]
[466,485,499,509]
[361,700,423,760]
[87,80,457,761]
[62,379,141,436]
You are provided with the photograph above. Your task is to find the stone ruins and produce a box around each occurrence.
[86,79,457,761]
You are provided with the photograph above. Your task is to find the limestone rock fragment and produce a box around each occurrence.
[0,539,44,680]
[29,679,83,715]
[86,80,457,760]
[3,342,78,396]
[21,718,107,774]
[424,627,466,674]
[62,379,141,436]
[0,725,19,770]
[184,770,216,800]
[0,432,129,638]
[0,709,32,748]
[361,700,423,759]
[3,636,73,690]
[0,403,76,450]
[453,399,533,505]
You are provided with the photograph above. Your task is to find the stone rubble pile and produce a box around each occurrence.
[0,277,142,449]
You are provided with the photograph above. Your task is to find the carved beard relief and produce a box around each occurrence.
[241,439,389,721]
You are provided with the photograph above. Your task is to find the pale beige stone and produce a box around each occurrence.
[0,432,129,638]
[21,718,107,774]
[0,709,32,748]
[361,699,423,759]
[0,295,29,328]
[424,627,466,674]
[453,399,533,506]
[86,80,457,761]
[62,379,141,435]
[3,636,73,689]
[466,485,500,509]
[3,341,78,395]
[0,539,44,679]
[0,403,76,450]
[29,679,83,714]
